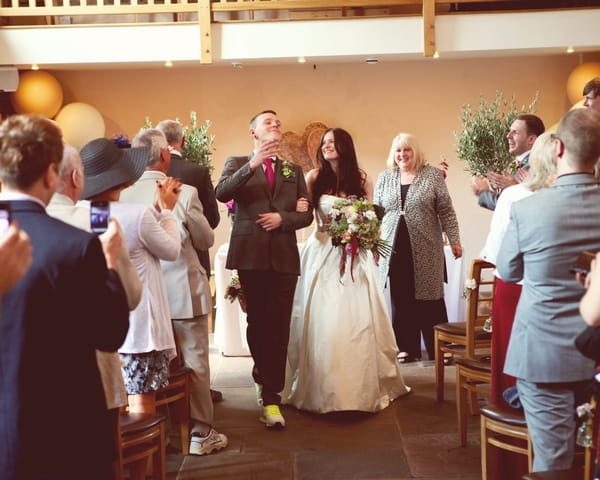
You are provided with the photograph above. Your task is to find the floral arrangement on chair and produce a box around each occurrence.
[225,270,246,312]
[326,197,391,281]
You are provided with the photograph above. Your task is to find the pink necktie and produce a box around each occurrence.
[264,158,275,191]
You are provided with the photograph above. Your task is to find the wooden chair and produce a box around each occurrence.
[480,404,532,480]
[116,411,166,480]
[434,258,495,401]
[455,356,491,446]
[155,333,192,454]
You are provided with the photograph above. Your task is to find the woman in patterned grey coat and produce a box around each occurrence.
[374,133,461,362]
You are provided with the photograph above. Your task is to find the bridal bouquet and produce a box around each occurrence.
[326,197,392,281]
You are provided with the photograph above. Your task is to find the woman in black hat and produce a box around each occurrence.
[80,137,183,414]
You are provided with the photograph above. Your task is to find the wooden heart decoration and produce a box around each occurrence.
[278,121,328,173]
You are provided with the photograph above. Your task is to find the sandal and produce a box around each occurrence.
[397,352,419,363]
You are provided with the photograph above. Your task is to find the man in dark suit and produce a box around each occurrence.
[215,110,313,428]
[158,119,220,272]
[0,114,130,480]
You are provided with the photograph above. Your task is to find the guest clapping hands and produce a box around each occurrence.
[0,221,32,297]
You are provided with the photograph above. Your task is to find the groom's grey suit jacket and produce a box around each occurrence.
[497,173,600,383]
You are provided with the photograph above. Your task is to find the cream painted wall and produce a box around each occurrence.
[51,53,597,274]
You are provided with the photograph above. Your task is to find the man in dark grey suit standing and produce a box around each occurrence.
[158,119,220,272]
[215,110,313,428]
[497,108,600,472]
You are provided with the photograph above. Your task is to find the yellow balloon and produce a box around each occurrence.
[9,70,64,118]
[566,62,600,105]
[546,122,559,132]
[55,102,105,149]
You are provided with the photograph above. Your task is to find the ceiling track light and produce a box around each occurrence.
[365,57,378,64]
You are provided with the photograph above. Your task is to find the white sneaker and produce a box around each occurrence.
[255,383,263,407]
[259,404,285,429]
[189,428,228,455]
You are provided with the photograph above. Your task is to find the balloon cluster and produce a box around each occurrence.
[9,70,105,148]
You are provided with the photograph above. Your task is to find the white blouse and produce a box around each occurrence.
[480,183,532,281]
[106,202,181,357]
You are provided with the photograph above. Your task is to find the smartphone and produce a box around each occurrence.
[0,201,11,235]
[569,250,597,276]
[90,200,110,234]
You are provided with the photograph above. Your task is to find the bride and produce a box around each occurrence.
[282,127,410,414]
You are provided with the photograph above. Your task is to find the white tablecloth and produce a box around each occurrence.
[213,243,465,356]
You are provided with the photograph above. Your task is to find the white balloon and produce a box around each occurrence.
[55,102,105,149]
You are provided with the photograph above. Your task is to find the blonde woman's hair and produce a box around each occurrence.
[524,131,557,192]
[386,133,426,171]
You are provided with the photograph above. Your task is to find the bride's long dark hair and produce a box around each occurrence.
[311,127,366,206]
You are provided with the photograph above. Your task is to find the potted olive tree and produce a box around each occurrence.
[454,91,538,176]
[143,111,215,175]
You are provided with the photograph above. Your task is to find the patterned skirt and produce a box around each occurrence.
[120,350,170,395]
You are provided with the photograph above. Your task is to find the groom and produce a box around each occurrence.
[215,110,313,428]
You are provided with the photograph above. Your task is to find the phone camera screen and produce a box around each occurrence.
[90,201,109,234]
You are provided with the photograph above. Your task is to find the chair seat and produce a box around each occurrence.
[120,412,164,436]
[434,321,467,334]
[435,321,491,341]
[480,404,526,427]
[522,468,583,479]
[454,356,491,374]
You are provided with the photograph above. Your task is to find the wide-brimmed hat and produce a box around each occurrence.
[80,138,148,199]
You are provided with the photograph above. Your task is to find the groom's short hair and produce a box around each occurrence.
[249,110,277,128]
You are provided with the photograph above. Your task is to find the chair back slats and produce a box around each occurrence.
[465,259,495,358]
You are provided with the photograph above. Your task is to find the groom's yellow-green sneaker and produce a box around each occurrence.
[260,404,285,429]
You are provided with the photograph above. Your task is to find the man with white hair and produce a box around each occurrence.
[121,128,227,456]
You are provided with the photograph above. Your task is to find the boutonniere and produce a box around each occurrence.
[280,159,296,179]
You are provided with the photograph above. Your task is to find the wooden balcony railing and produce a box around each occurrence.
[0,0,588,64]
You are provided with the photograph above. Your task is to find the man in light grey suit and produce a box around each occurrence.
[497,108,600,472]
[121,128,228,456]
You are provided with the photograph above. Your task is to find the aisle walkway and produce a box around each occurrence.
[166,345,483,480]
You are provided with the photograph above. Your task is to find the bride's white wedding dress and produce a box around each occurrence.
[282,194,410,413]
